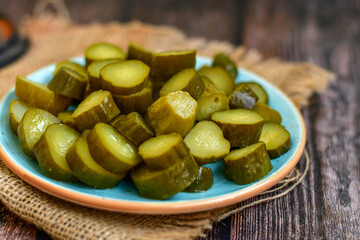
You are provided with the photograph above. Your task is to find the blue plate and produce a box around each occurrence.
[0,56,306,214]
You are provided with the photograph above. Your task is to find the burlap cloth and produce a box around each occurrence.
[0,14,335,240]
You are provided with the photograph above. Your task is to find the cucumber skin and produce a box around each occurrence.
[224,142,273,185]
[112,87,153,114]
[131,153,199,200]
[183,167,213,193]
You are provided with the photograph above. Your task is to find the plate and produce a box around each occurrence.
[0,56,306,214]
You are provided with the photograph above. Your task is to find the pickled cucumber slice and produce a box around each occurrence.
[54,60,88,78]
[9,99,30,135]
[48,67,88,99]
[223,142,272,185]
[85,42,126,66]
[184,121,230,165]
[34,123,80,182]
[57,111,77,130]
[259,122,291,158]
[112,83,153,114]
[197,66,235,95]
[131,153,199,200]
[147,91,197,137]
[236,82,268,104]
[211,109,264,148]
[159,68,204,100]
[100,60,150,95]
[183,167,213,193]
[127,42,153,66]
[252,103,282,123]
[151,50,196,84]
[17,108,61,159]
[212,52,238,79]
[15,75,72,115]
[229,83,258,109]
[87,59,122,91]
[66,130,126,188]
[72,90,120,131]
[110,112,154,147]
[196,77,229,121]
[138,133,189,171]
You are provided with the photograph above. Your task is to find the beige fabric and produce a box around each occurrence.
[0,15,334,240]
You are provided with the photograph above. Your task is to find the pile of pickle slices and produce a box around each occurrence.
[9,42,291,200]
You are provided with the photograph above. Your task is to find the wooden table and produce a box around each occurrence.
[0,0,359,239]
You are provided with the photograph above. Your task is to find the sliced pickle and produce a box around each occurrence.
[127,42,153,66]
[184,121,230,165]
[224,142,272,185]
[229,83,258,109]
[85,42,126,66]
[17,108,61,159]
[150,50,196,84]
[34,123,80,182]
[147,91,197,137]
[100,60,150,95]
[72,90,120,131]
[212,52,238,79]
[236,82,268,104]
[259,122,291,158]
[197,66,234,96]
[159,68,204,100]
[48,67,88,99]
[131,153,199,200]
[15,75,72,115]
[9,99,31,135]
[57,111,77,130]
[138,133,189,171]
[112,83,153,114]
[252,103,282,124]
[211,108,264,148]
[66,130,126,188]
[183,167,213,193]
[196,77,229,121]
[110,112,154,147]
[54,60,88,78]
[87,123,141,174]
[87,59,122,91]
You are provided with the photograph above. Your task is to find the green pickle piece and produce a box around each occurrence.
[211,108,264,148]
[54,60,88,78]
[34,123,80,182]
[138,133,189,171]
[147,91,197,137]
[159,68,205,100]
[72,90,120,131]
[9,99,31,135]
[66,130,126,189]
[236,82,268,104]
[252,103,282,123]
[87,123,141,174]
[212,52,238,79]
[131,153,199,200]
[151,50,196,85]
[127,42,153,66]
[17,108,61,159]
[57,111,77,130]
[87,59,122,91]
[224,142,273,185]
[183,167,213,193]
[110,112,154,147]
[184,121,230,165]
[197,66,235,96]
[48,67,88,99]
[259,122,291,158]
[85,42,126,66]
[100,60,150,95]
[15,75,72,115]
[229,83,258,109]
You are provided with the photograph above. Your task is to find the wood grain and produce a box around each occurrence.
[0,0,359,239]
